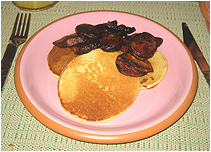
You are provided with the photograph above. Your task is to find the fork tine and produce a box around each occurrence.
[11,13,20,37]
[20,13,27,36]
[16,13,23,36]
[24,13,31,38]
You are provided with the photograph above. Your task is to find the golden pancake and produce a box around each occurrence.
[139,51,167,89]
[58,48,139,122]
[47,46,79,78]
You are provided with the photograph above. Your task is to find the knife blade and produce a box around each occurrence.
[182,22,210,86]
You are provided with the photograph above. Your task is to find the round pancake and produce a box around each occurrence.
[47,46,79,78]
[58,48,140,122]
[139,51,167,89]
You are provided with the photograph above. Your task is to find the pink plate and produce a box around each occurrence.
[15,11,197,144]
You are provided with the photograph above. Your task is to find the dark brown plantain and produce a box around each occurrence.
[53,33,85,48]
[116,53,152,77]
[130,32,163,60]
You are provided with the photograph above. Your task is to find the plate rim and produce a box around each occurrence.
[199,1,210,22]
[14,10,198,144]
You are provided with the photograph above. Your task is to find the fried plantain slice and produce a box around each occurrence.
[116,52,151,77]
[76,39,99,55]
[125,52,153,73]
[130,32,163,60]
[95,20,135,36]
[53,33,85,48]
[99,33,123,52]
[75,24,104,39]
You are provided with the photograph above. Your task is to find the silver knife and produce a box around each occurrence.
[182,22,210,86]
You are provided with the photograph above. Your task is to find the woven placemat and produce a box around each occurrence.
[1,1,210,151]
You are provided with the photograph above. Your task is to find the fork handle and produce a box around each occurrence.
[1,44,17,91]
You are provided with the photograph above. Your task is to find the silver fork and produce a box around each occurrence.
[1,13,31,91]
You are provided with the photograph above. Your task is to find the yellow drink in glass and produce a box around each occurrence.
[13,1,57,11]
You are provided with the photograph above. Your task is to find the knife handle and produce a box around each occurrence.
[189,41,210,86]
[196,54,210,86]
[203,70,210,86]
[1,44,17,91]
[195,54,210,86]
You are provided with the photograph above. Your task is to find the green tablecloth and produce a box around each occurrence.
[1,1,210,151]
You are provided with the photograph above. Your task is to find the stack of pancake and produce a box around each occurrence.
[47,45,167,122]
